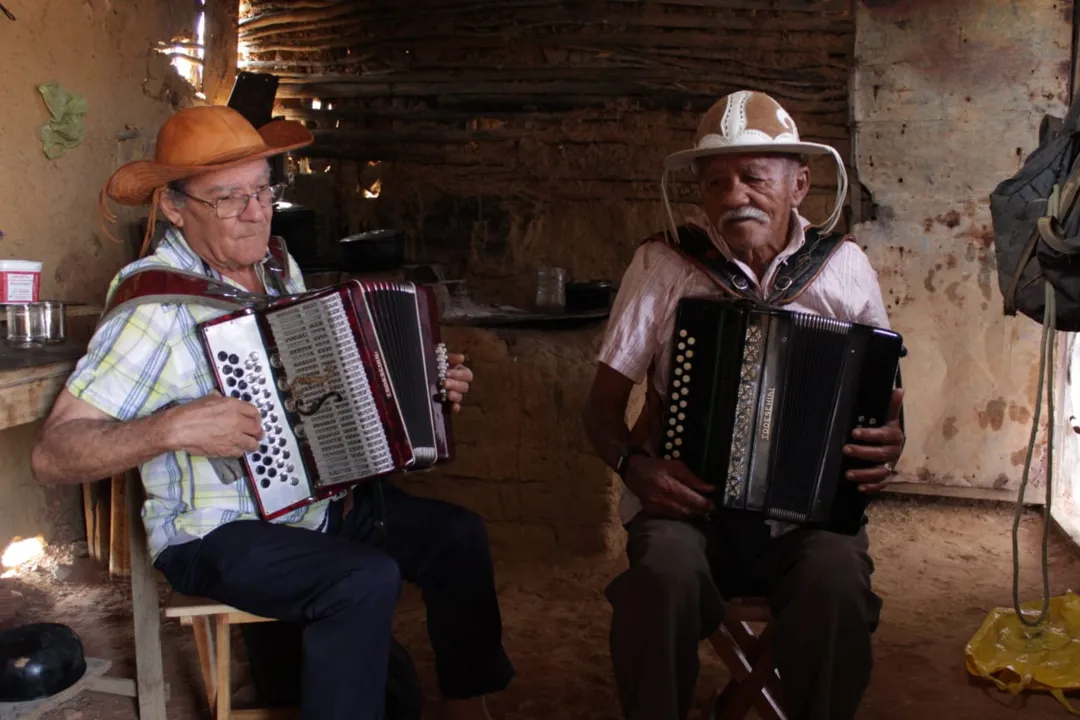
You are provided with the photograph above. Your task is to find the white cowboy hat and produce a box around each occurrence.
[660,89,849,236]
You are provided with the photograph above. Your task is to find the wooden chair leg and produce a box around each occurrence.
[216,614,231,720]
[191,616,217,710]
[709,621,786,720]
[127,471,168,720]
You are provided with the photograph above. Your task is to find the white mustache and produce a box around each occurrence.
[719,206,769,224]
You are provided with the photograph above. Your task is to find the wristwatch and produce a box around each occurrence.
[615,446,649,478]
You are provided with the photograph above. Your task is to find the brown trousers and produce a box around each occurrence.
[605,512,882,720]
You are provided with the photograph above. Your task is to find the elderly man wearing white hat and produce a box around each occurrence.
[584,90,906,719]
[30,105,513,720]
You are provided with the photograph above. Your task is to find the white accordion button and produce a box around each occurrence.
[672,450,681,459]
[688,337,696,345]
[676,354,685,363]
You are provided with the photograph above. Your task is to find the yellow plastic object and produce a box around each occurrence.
[965,591,1080,714]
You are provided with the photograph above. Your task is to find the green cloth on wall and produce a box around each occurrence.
[37,82,88,160]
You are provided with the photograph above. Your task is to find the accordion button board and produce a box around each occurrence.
[205,314,315,516]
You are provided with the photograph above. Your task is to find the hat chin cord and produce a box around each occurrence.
[659,147,850,247]
[97,186,166,260]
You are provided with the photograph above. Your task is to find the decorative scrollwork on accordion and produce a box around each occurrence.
[724,324,764,504]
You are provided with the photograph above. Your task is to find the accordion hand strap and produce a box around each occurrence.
[647,224,853,306]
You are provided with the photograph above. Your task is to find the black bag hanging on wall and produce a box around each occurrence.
[990,96,1080,330]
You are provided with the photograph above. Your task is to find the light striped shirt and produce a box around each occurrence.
[66,227,330,561]
[597,209,891,526]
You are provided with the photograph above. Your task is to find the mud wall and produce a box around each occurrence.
[0,2,193,550]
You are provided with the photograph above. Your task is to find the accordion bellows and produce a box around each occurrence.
[661,299,903,534]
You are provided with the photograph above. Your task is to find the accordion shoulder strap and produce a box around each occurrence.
[645,224,853,306]
[99,268,265,327]
[98,235,295,327]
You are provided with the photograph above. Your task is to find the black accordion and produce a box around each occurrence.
[660,299,904,533]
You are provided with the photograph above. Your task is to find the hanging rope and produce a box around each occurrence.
[1012,280,1056,628]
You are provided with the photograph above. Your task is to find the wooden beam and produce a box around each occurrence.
[204,0,241,106]
[127,470,168,720]
[81,479,110,565]
[108,474,131,577]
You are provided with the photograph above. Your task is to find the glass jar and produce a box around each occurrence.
[534,267,566,311]
[5,301,66,347]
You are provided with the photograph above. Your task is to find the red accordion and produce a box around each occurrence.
[196,280,455,519]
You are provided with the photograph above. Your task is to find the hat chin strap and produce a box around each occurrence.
[659,147,850,247]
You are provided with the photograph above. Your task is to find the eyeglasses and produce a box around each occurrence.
[172,183,286,219]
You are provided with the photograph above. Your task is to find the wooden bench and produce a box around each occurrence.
[703,597,787,720]
[163,593,296,720]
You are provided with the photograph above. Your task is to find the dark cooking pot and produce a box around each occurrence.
[0,622,87,702]
[340,229,405,272]
[565,280,617,312]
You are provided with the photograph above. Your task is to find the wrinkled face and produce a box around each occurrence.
[696,153,810,252]
[160,158,274,272]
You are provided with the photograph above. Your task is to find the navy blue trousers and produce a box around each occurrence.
[154,480,515,720]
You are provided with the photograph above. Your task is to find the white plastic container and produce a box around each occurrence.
[0,260,42,303]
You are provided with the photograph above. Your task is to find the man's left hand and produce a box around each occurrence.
[842,388,904,493]
[443,352,473,413]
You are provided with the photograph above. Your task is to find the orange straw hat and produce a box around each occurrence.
[99,105,313,256]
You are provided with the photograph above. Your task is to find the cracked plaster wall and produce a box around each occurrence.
[853,0,1072,494]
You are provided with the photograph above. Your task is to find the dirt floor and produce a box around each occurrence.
[4,496,1080,720]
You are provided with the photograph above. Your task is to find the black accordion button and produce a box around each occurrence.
[228,354,240,365]
[217,351,228,362]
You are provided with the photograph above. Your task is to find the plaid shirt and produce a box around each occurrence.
[67,228,330,561]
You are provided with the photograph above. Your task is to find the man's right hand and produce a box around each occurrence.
[622,454,716,519]
[162,393,264,458]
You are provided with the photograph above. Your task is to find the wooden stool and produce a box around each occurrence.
[163,593,296,720]
[704,597,786,720]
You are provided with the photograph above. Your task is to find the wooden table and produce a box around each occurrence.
[0,341,85,432]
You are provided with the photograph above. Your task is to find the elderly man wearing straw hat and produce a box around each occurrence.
[583,90,906,720]
[30,106,513,720]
